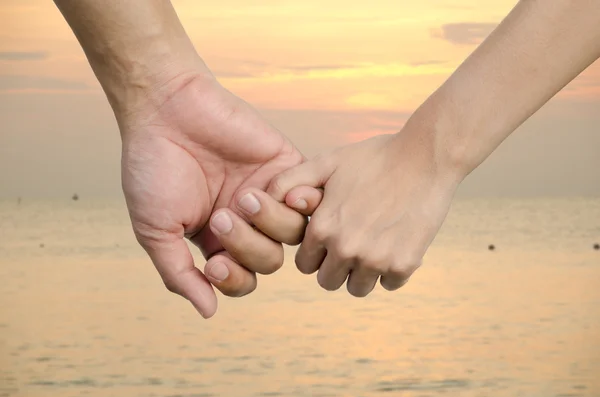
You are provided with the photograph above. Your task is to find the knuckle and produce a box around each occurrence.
[333,238,362,261]
[307,219,331,242]
[387,266,412,281]
[286,232,305,247]
[133,228,160,250]
[255,246,285,275]
[360,253,390,273]
[268,175,288,200]
[347,284,369,298]
[222,281,256,298]
[281,220,308,246]
[317,278,337,292]
[250,245,284,275]
[316,276,328,290]
[335,243,356,261]
[388,256,419,280]
[295,261,312,275]
[259,257,284,275]
[163,278,180,295]
[317,273,340,292]
[244,280,258,296]
[215,267,258,298]
[380,276,409,291]
[313,151,336,173]
[334,236,376,264]
[295,251,317,275]
[395,251,422,271]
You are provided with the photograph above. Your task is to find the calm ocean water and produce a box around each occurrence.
[0,197,599,397]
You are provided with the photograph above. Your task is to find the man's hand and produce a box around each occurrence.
[120,74,307,318]
[52,0,311,318]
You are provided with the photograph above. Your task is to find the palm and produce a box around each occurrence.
[120,78,303,290]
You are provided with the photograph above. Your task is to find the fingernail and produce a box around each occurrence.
[211,212,233,234]
[291,198,308,210]
[238,193,261,214]
[208,262,229,282]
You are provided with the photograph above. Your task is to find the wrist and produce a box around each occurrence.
[92,40,213,119]
[56,0,214,120]
[400,95,475,187]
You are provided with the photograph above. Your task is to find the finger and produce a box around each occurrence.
[236,188,308,245]
[142,236,217,318]
[316,254,352,291]
[346,267,380,297]
[188,224,223,260]
[267,154,336,202]
[284,186,323,216]
[204,209,284,275]
[204,251,257,298]
[294,219,328,274]
[380,269,413,291]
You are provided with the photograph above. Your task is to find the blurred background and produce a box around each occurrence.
[1,1,599,396]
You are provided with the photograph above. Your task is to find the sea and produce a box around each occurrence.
[1,197,599,397]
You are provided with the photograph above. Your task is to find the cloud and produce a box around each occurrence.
[0,75,89,92]
[434,23,497,45]
[282,64,360,72]
[0,51,48,61]
[408,60,446,67]
[209,57,270,68]
[211,59,362,78]
[210,57,269,79]
[214,61,452,82]
[213,70,261,78]
[192,12,398,24]
[260,108,411,156]
[272,62,451,80]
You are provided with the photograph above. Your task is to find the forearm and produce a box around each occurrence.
[53,0,212,115]
[410,0,600,179]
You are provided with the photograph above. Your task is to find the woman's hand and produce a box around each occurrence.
[266,127,465,297]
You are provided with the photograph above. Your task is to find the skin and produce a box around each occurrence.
[52,0,311,318]
[262,0,600,296]
[53,0,600,315]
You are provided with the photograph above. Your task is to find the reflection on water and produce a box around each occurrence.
[1,198,599,396]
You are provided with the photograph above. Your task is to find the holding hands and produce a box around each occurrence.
[269,129,460,297]
[54,0,600,317]
[242,128,460,299]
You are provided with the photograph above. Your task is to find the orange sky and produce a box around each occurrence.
[0,0,599,197]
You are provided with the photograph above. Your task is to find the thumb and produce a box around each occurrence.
[267,153,336,202]
[141,235,218,319]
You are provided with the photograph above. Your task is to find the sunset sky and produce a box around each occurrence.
[1,0,599,198]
